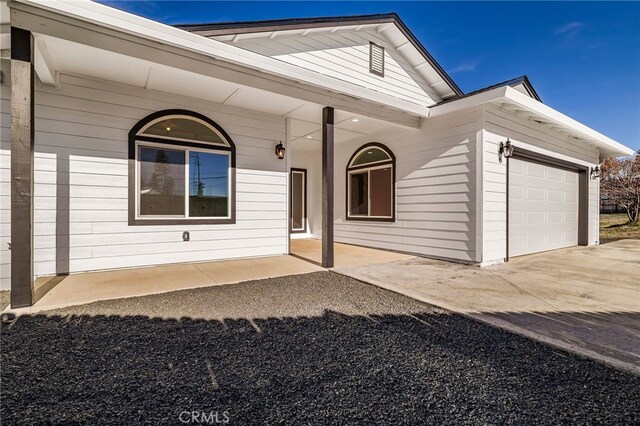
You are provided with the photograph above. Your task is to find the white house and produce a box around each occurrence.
[0,0,634,307]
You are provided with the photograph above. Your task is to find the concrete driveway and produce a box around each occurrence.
[335,239,640,374]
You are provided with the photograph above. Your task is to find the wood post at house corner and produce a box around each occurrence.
[322,106,334,268]
[10,27,35,308]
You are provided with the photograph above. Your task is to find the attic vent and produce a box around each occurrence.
[369,42,385,77]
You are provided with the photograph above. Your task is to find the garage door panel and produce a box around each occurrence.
[510,211,524,226]
[547,167,563,181]
[527,211,545,225]
[548,212,563,224]
[509,158,579,257]
[548,190,562,202]
[510,159,524,174]
[527,188,545,201]
[527,162,545,178]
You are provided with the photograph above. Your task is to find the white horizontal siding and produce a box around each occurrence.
[225,29,440,107]
[0,71,289,289]
[332,107,482,262]
[481,104,600,264]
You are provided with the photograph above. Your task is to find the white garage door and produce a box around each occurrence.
[509,158,579,257]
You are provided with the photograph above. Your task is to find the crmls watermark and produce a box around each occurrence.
[178,410,230,424]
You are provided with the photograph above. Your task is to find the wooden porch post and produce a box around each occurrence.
[10,27,35,308]
[322,106,334,268]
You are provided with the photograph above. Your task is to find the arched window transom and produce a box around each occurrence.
[139,115,230,146]
[128,110,236,225]
[347,143,395,221]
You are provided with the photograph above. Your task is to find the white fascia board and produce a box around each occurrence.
[502,87,634,157]
[11,0,431,118]
[429,85,634,157]
[429,86,508,118]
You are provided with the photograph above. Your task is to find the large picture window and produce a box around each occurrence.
[346,143,395,222]
[128,110,236,225]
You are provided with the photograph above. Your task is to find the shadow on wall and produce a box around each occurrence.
[2,310,638,424]
[29,122,287,282]
[333,131,476,261]
[56,152,70,276]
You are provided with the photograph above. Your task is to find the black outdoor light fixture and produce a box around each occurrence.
[498,138,514,163]
[590,165,600,180]
[275,142,286,159]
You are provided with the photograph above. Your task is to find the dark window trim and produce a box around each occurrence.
[346,142,396,222]
[369,42,385,77]
[290,168,308,234]
[512,146,588,173]
[128,109,236,226]
[135,135,233,152]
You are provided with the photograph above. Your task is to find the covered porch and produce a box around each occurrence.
[3,0,425,308]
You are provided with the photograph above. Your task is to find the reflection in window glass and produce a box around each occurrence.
[291,172,305,230]
[350,172,368,216]
[189,152,229,217]
[370,167,392,217]
[139,147,185,216]
[352,148,391,166]
[142,118,226,145]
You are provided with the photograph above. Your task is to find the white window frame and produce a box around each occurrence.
[135,140,232,221]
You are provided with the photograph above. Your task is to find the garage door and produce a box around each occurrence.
[509,158,579,257]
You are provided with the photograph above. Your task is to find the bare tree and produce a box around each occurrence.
[600,151,640,223]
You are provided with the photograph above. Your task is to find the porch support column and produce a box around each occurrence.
[10,27,35,308]
[321,106,334,268]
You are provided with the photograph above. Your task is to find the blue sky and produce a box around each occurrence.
[101,1,640,151]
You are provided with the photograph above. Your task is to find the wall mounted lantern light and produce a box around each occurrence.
[275,142,286,160]
[590,166,600,180]
[498,138,514,163]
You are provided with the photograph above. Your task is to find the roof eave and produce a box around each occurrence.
[176,13,399,35]
[430,86,634,158]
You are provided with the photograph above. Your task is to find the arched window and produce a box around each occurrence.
[346,143,395,221]
[128,110,236,225]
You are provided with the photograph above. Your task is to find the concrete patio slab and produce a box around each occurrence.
[6,255,323,314]
[290,238,416,268]
[335,240,640,374]
[5,239,408,314]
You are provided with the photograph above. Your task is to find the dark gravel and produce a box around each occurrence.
[1,272,639,425]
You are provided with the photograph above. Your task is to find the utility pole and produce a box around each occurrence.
[192,153,204,197]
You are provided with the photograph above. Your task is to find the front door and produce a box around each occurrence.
[290,168,307,233]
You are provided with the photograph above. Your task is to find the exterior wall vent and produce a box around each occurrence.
[369,42,385,77]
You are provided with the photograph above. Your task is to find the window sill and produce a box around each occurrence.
[129,217,235,226]
[345,216,395,223]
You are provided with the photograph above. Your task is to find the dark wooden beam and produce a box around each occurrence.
[322,107,334,268]
[10,27,35,308]
[578,171,589,246]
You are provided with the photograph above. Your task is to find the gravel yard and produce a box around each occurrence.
[1,272,639,424]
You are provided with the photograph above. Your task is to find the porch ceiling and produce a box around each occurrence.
[30,34,404,147]
[8,0,424,129]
